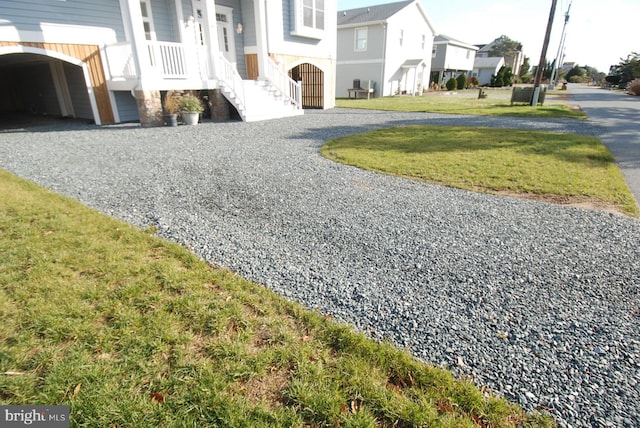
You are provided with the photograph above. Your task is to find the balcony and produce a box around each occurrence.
[104,41,214,89]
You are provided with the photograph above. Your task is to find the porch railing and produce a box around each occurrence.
[266,58,302,109]
[214,53,246,113]
[104,41,213,80]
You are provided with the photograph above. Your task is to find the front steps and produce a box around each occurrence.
[220,79,303,122]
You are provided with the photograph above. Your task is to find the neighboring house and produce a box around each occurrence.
[472,56,505,86]
[0,0,337,125]
[430,34,478,88]
[476,37,524,76]
[336,0,436,97]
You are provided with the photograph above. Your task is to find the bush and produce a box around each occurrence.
[627,78,640,95]
[468,76,479,87]
[445,77,458,91]
[456,74,467,90]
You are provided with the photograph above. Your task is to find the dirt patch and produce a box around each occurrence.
[494,191,627,216]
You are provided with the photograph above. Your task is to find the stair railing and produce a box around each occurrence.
[266,57,302,109]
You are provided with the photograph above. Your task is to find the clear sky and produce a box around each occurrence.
[337,0,639,73]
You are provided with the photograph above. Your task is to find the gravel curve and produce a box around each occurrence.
[1,110,639,427]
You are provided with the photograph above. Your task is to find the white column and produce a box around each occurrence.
[120,0,154,89]
[203,0,221,78]
[253,0,269,80]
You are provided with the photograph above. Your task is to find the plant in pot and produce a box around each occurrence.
[179,93,204,125]
[163,90,181,126]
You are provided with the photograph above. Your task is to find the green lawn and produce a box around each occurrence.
[321,125,638,217]
[336,90,587,119]
[0,169,555,427]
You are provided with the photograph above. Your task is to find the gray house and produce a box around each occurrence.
[430,35,478,88]
[336,0,436,98]
[0,0,337,125]
[472,57,505,86]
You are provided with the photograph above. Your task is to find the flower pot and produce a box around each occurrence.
[164,114,178,127]
[181,112,199,125]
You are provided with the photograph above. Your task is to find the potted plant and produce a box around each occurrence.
[163,90,181,126]
[179,93,204,125]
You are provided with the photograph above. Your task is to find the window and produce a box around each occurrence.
[432,45,437,58]
[399,29,404,46]
[291,0,325,39]
[139,0,155,41]
[355,27,367,51]
[421,35,426,50]
[466,49,471,59]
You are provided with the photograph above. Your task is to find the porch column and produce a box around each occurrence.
[203,0,220,78]
[120,0,163,126]
[253,0,269,80]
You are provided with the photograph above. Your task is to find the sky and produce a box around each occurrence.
[337,0,640,73]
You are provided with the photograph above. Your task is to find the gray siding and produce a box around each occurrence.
[337,25,385,61]
[0,0,126,41]
[240,0,256,46]
[63,62,93,120]
[150,0,178,42]
[113,91,140,122]
[335,63,382,98]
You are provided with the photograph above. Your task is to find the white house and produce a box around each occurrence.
[472,57,505,86]
[0,0,337,125]
[336,0,436,98]
[430,34,478,88]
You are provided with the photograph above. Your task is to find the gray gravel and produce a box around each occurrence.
[1,110,639,427]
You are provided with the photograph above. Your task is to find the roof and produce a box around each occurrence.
[337,0,414,26]
[434,34,478,51]
[473,57,504,69]
[401,59,425,68]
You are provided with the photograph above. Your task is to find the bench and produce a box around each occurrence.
[347,88,375,99]
[511,86,546,105]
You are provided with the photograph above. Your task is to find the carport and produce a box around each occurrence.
[0,43,113,125]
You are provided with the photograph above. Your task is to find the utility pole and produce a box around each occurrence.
[531,0,558,106]
[550,1,572,88]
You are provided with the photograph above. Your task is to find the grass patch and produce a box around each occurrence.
[336,91,587,119]
[0,169,555,427]
[321,125,638,217]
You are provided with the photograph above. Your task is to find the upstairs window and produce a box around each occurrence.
[355,27,367,51]
[139,0,155,41]
[432,45,437,58]
[292,0,325,39]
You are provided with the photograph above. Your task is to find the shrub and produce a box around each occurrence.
[179,93,204,113]
[468,76,479,87]
[628,78,640,95]
[456,74,467,90]
[445,77,458,91]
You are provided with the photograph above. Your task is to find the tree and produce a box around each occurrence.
[456,73,467,90]
[490,66,513,87]
[518,57,532,83]
[565,65,587,83]
[612,52,640,88]
[488,35,523,58]
[445,77,457,91]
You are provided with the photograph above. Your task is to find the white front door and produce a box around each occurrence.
[215,5,236,65]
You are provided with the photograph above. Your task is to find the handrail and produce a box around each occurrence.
[266,57,302,109]
[215,53,246,113]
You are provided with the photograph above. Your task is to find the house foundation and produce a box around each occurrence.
[134,90,163,127]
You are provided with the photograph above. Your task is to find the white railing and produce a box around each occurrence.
[104,42,137,78]
[266,58,302,109]
[148,41,187,78]
[105,41,214,80]
[215,53,245,112]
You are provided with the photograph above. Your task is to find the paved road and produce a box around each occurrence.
[566,85,640,205]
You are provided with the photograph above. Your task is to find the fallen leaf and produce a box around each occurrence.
[72,383,81,399]
[150,392,164,403]
[497,332,508,340]
[3,371,26,376]
[340,403,347,415]
[350,400,358,414]
[437,401,453,413]
[302,335,310,342]
[472,413,489,428]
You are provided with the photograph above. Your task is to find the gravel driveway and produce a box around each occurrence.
[1,110,639,427]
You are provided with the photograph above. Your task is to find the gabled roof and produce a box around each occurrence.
[337,0,414,26]
[434,34,479,51]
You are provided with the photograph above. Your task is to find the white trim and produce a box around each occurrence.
[0,25,117,46]
[50,61,75,117]
[354,27,367,52]
[0,46,102,125]
[215,4,236,65]
[336,59,384,65]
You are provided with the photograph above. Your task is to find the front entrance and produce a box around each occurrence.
[289,63,324,109]
[215,5,236,66]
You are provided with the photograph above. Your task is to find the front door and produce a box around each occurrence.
[215,5,236,65]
